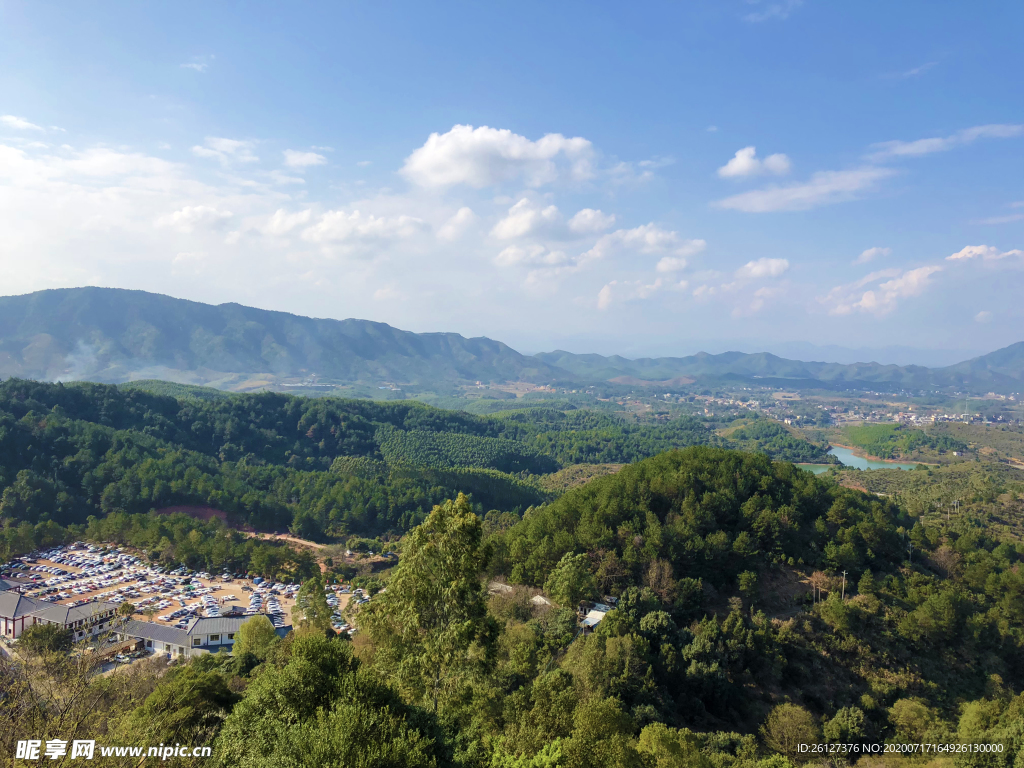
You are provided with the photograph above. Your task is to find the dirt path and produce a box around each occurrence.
[243,532,329,551]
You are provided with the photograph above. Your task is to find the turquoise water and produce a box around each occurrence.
[798,446,919,474]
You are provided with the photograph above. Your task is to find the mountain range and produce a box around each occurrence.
[0,287,1021,393]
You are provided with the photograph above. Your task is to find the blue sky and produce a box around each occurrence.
[1,1,1021,363]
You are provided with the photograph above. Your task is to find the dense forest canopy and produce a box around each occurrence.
[0,378,830,554]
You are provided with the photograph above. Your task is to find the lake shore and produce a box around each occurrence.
[829,443,939,467]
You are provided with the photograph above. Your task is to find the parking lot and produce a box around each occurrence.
[1,543,301,632]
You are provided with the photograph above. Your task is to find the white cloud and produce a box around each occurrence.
[491,198,561,239]
[356,160,372,167]
[714,167,894,212]
[596,278,664,310]
[655,256,689,273]
[974,310,993,323]
[155,205,233,233]
[401,124,593,188]
[855,246,891,264]
[717,146,791,178]
[706,125,719,133]
[735,257,789,279]
[494,244,567,267]
[192,137,258,164]
[437,207,476,241]
[868,124,1024,161]
[821,265,942,316]
[263,209,312,236]
[181,55,213,72]
[744,0,803,22]
[585,224,705,265]
[946,244,1024,262]
[1,115,44,131]
[302,209,427,245]
[373,286,402,301]
[568,208,616,235]
[283,150,327,168]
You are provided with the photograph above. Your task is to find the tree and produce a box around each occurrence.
[292,575,334,633]
[823,706,866,743]
[18,623,73,655]
[637,723,712,768]
[117,601,136,619]
[121,665,238,748]
[761,704,820,762]
[544,553,598,608]
[233,615,280,660]
[857,570,877,596]
[889,698,937,743]
[362,493,496,713]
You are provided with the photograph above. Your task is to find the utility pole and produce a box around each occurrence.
[841,571,847,600]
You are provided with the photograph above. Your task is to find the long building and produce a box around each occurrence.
[118,615,289,658]
[0,591,118,640]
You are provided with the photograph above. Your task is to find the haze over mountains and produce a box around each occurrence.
[1,288,1021,393]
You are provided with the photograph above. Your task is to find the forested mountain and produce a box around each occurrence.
[535,348,1024,390]
[0,287,563,386]
[7,451,1022,768]
[1,288,1021,391]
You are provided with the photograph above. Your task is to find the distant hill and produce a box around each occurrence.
[0,288,565,387]
[0,287,1020,392]
[534,348,1024,392]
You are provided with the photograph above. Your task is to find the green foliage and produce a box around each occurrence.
[17,623,73,655]
[293,575,335,633]
[214,633,450,767]
[543,553,598,607]
[233,615,280,660]
[362,494,497,712]
[760,704,819,761]
[729,420,832,464]
[500,446,909,594]
[844,423,967,459]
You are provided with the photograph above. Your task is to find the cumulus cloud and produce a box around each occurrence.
[263,209,312,236]
[596,278,665,310]
[192,137,258,164]
[946,244,1024,262]
[437,207,476,241]
[822,265,942,316]
[155,205,233,233]
[735,257,789,279]
[491,198,561,239]
[714,167,894,212]
[302,209,427,245]
[495,244,568,267]
[568,208,616,234]
[401,124,593,188]
[868,124,1024,161]
[974,310,993,323]
[283,150,327,168]
[855,246,891,264]
[1,115,44,131]
[585,224,705,267]
[717,146,791,178]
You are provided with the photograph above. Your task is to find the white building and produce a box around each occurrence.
[0,591,118,640]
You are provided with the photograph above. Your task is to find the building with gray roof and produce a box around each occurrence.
[120,614,290,658]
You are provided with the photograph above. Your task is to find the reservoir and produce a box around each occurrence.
[799,446,919,474]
